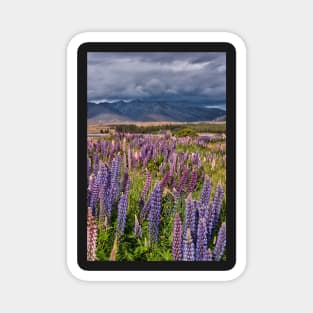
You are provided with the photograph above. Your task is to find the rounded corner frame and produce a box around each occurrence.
[67,32,246,282]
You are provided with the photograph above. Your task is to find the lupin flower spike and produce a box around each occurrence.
[87,207,97,261]
[182,228,195,261]
[196,217,208,261]
[172,212,183,260]
[214,222,226,261]
[116,192,128,238]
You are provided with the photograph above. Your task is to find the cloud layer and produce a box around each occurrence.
[87,52,226,101]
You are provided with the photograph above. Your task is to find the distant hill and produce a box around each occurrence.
[214,114,226,122]
[88,99,225,123]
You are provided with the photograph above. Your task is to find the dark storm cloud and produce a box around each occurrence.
[87,52,226,101]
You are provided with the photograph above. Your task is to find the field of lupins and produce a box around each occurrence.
[87,131,227,262]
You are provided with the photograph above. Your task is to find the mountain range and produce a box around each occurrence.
[88,99,226,123]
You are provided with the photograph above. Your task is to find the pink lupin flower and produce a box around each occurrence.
[134,151,139,161]
[87,207,97,261]
[127,144,131,170]
[211,157,216,170]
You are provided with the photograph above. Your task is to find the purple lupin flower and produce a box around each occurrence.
[172,212,182,260]
[187,170,197,193]
[87,158,92,178]
[87,207,97,261]
[198,202,209,223]
[100,141,106,159]
[152,143,158,161]
[207,183,225,242]
[94,153,99,175]
[177,168,189,194]
[98,162,108,186]
[109,155,122,202]
[87,175,95,209]
[214,222,226,261]
[141,144,147,160]
[163,148,169,163]
[99,165,109,218]
[212,183,225,229]
[114,155,122,200]
[200,176,212,207]
[182,152,189,163]
[89,173,101,216]
[207,203,215,243]
[182,228,195,261]
[184,194,196,239]
[160,171,170,191]
[139,195,151,223]
[134,214,142,238]
[196,217,208,261]
[142,149,150,168]
[116,192,128,238]
[170,152,177,176]
[192,200,198,238]
[148,183,162,243]
[141,170,151,200]
[106,184,115,219]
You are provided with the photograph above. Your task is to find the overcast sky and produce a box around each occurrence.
[87,52,226,102]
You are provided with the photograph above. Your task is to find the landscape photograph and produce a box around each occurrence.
[87,52,227,262]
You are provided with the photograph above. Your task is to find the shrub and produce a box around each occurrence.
[174,128,198,137]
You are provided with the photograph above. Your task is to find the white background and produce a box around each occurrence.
[0,0,312,312]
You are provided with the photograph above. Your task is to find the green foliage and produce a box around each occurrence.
[114,122,226,134]
[173,128,199,137]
